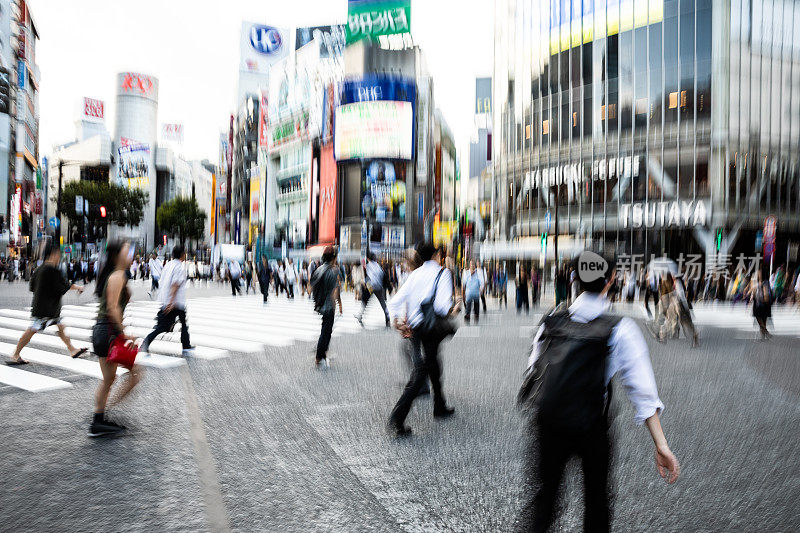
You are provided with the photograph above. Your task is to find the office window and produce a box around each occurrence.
[669,92,679,109]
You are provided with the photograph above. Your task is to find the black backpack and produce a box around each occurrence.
[518,308,622,433]
[311,264,331,313]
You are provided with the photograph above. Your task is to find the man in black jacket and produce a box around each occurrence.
[7,242,87,365]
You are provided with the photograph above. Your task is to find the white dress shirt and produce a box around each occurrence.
[527,291,664,425]
[366,261,384,291]
[159,259,187,309]
[388,260,454,328]
[149,258,163,279]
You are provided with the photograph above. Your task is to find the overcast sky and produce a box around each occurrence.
[31,0,492,172]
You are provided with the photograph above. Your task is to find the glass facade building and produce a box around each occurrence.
[493,0,800,261]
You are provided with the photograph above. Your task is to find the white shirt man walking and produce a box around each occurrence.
[148,253,162,298]
[140,245,194,356]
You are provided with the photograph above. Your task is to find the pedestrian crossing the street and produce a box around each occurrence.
[0,294,390,393]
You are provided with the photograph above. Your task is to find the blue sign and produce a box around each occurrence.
[340,75,416,106]
[249,25,283,55]
[755,230,763,249]
[417,193,424,222]
[544,211,552,231]
[17,60,24,89]
[48,217,59,229]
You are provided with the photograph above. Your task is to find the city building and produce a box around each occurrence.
[491,0,800,268]
[2,0,40,257]
[465,77,492,230]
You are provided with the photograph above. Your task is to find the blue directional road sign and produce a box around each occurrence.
[49,217,59,228]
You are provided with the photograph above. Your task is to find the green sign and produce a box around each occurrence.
[346,0,411,44]
[36,166,41,189]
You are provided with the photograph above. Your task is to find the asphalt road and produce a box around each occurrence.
[0,285,799,532]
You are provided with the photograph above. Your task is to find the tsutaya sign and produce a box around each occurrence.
[620,200,709,228]
[524,155,641,190]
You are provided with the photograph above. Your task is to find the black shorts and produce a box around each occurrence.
[92,320,121,358]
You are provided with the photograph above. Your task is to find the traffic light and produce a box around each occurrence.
[715,228,723,252]
[100,205,107,218]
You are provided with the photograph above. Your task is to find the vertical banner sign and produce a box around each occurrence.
[258,90,269,148]
[346,0,411,44]
[417,192,424,222]
[763,215,777,259]
[17,60,25,88]
[210,173,216,238]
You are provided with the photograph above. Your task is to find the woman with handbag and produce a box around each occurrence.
[89,241,142,438]
[748,270,773,340]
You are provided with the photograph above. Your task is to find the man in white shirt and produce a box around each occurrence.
[521,251,679,532]
[387,242,457,437]
[356,253,390,327]
[140,245,194,356]
[229,260,242,296]
[148,253,162,297]
[285,258,297,299]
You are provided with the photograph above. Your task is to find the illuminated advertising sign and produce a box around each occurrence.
[318,144,337,244]
[117,144,151,189]
[334,101,413,160]
[340,75,416,106]
[361,160,406,224]
[210,174,216,238]
[82,97,104,122]
[346,0,411,44]
[548,0,664,54]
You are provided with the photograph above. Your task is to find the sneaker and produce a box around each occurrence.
[88,421,123,438]
[433,406,455,419]
[139,343,150,355]
[104,418,127,430]
[355,314,364,327]
[315,358,329,370]
[182,346,196,357]
[387,422,412,438]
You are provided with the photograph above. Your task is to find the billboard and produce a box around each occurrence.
[361,160,406,224]
[318,144,338,244]
[117,144,151,189]
[547,0,664,54]
[161,123,184,143]
[334,101,413,160]
[210,174,216,238]
[240,22,289,74]
[0,67,9,115]
[296,25,345,58]
[346,0,411,44]
[81,97,104,122]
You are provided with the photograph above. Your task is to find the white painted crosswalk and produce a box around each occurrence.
[0,293,389,393]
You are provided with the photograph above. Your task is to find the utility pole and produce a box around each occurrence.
[55,160,63,242]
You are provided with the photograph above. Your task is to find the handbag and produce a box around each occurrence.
[107,335,138,369]
[418,268,446,335]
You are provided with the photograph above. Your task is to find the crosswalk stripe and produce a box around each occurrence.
[0,293,396,393]
[0,341,126,378]
[0,364,72,392]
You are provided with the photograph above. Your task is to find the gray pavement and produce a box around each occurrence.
[0,290,799,532]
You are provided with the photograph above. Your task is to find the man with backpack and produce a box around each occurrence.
[519,250,679,532]
[311,246,342,369]
[386,242,458,437]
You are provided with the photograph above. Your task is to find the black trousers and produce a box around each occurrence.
[644,287,659,316]
[143,307,191,350]
[521,423,611,533]
[316,309,335,361]
[231,277,242,296]
[464,296,480,320]
[389,332,446,426]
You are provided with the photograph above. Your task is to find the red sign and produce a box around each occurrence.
[18,32,25,60]
[120,72,154,96]
[83,97,104,120]
[161,123,184,143]
[318,144,337,244]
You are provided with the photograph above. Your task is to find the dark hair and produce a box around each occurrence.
[574,254,613,294]
[172,244,185,260]
[415,241,438,262]
[43,241,59,260]
[95,240,127,297]
[322,245,336,263]
[367,252,376,262]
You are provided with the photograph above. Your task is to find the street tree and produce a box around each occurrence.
[156,196,207,247]
[58,181,148,231]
